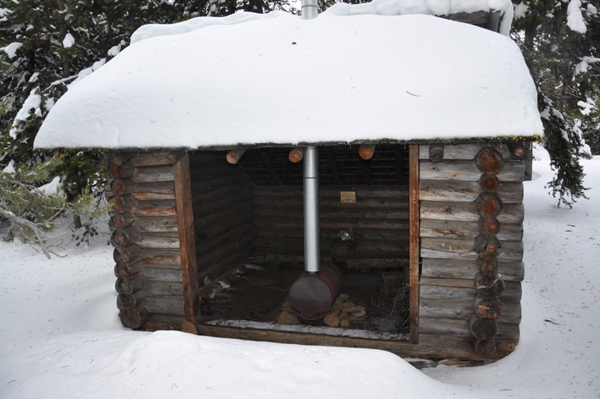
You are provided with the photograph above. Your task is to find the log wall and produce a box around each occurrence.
[418,142,528,358]
[252,185,409,271]
[188,153,256,283]
[106,151,186,329]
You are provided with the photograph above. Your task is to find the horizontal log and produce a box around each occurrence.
[114,258,144,279]
[115,275,145,295]
[253,185,408,199]
[475,272,505,300]
[140,266,183,283]
[131,200,177,217]
[117,291,146,310]
[421,258,524,282]
[420,201,524,224]
[192,324,517,361]
[111,179,175,199]
[145,295,185,316]
[254,217,410,231]
[420,298,521,324]
[419,160,526,182]
[255,206,409,221]
[190,174,250,193]
[144,280,183,296]
[196,222,256,256]
[257,226,409,241]
[419,180,523,203]
[131,165,174,183]
[113,244,142,263]
[346,258,408,272]
[141,248,181,265]
[111,227,141,248]
[137,234,180,249]
[197,234,256,270]
[111,194,137,214]
[359,144,376,160]
[226,148,246,164]
[428,143,444,163]
[254,237,408,256]
[253,196,408,209]
[119,306,149,329]
[419,143,512,161]
[133,216,179,233]
[191,183,253,207]
[420,317,519,341]
[420,219,523,241]
[109,213,136,230]
[189,164,246,185]
[192,190,253,219]
[289,147,306,163]
[420,278,521,302]
[420,238,523,262]
[129,151,183,167]
[195,202,255,231]
[196,213,255,242]
[106,152,134,167]
[107,162,135,179]
[198,246,253,281]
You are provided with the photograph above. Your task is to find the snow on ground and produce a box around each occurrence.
[1,155,599,399]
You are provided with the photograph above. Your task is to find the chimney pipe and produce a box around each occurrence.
[303,146,320,273]
[301,0,318,20]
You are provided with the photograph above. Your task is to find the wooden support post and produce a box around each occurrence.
[359,144,375,160]
[173,153,199,323]
[226,148,246,164]
[289,147,306,163]
[409,144,420,344]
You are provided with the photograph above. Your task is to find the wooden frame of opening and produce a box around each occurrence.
[172,145,423,348]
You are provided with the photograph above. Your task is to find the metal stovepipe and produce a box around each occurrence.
[303,146,320,273]
[301,0,318,20]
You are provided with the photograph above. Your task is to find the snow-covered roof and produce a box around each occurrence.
[34,5,542,150]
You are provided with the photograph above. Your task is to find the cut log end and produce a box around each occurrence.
[479,174,500,192]
[475,298,502,319]
[428,144,444,163]
[475,272,505,299]
[226,148,246,164]
[476,148,504,174]
[359,144,375,160]
[289,147,306,163]
[469,313,498,339]
[475,193,503,218]
[474,338,496,356]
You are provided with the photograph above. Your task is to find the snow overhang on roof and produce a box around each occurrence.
[34,3,543,150]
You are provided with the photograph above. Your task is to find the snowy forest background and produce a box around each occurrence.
[0,0,599,244]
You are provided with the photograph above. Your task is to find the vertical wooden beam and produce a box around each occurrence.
[408,144,420,344]
[173,152,199,323]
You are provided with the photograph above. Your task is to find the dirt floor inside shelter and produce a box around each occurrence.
[199,262,410,335]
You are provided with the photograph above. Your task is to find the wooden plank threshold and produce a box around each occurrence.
[194,323,514,361]
[205,319,409,341]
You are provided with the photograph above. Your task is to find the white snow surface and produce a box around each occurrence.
[62,33,75,48]
[10,88,42,139]
[36,176,62,196]
[2,42,22,59]
[567,0,587,33]
[34,12,541,150]
[1,156,599,399]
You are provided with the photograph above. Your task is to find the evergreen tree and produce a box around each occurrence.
[511,0,600,206]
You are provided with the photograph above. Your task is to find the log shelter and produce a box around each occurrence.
[35,2,542,361]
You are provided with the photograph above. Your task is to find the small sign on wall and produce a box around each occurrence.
[340,191,357,204]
